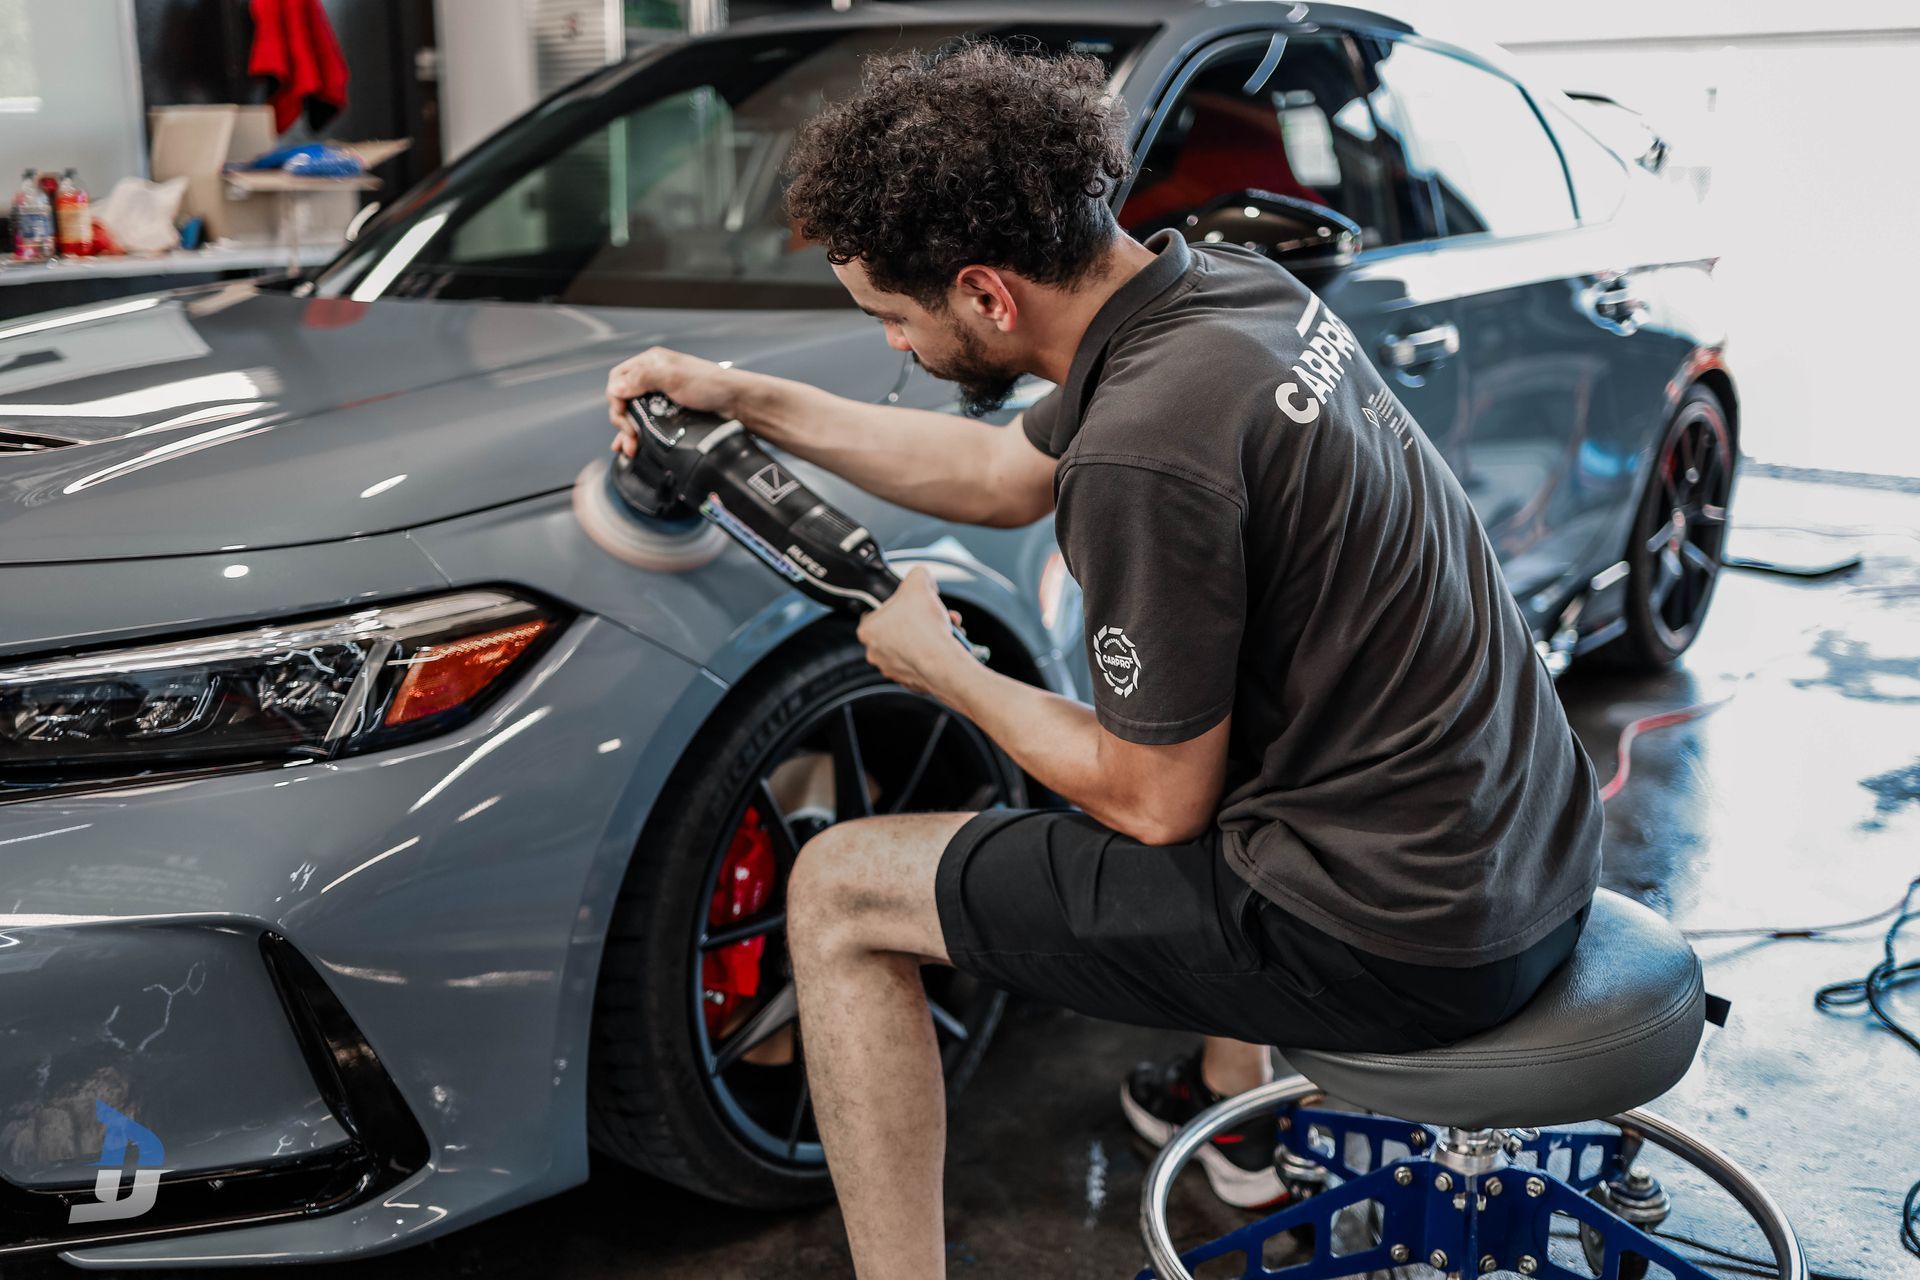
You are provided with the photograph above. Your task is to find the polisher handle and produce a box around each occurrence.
[625,394,988,662]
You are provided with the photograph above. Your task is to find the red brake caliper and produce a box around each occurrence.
[702,805,776,1038]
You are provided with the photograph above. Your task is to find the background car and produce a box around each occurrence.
[0,2,1734,1266]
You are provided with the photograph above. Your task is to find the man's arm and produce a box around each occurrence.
[856,569,1231,844]
[607,347,1056,529]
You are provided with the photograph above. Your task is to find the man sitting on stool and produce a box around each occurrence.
[605,41,1600,1277]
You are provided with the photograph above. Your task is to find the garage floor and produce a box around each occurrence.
[19,469,1919,1279]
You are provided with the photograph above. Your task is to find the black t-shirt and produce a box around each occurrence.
[1023,230,1602,967]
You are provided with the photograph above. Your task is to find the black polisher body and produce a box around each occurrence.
[618,394,902,613]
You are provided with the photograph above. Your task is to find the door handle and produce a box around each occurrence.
[1379,323,1460,370]
[1588,271,1647,330]
[1593,284,1645,321]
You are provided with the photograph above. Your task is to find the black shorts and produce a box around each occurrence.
[935,809,1588,1053]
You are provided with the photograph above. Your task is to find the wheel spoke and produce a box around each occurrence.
[959,782,1004,811]
[784,1073,812,1157]
[1694,442,1724,496]
[1679,424,1703,476]
[754,777,802,867]
[928,996,969,1042]
[1695,503,1727,527]
[829,704,874,821]
[1661,464,1685,513]
[1681,542,1718,577]
[711,980,799,1075]
[888,712,951,815]
[700,911,786,951]
[1649,549,1682,609]
[1671,561,1699,626]
[1645,523,1672,556]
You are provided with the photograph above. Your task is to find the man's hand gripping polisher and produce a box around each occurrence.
[572,393,987,659]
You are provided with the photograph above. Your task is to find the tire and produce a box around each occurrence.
[1594,385,1736,673]
[586,626,1020,1207]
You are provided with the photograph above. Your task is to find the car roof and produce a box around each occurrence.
[697,3,1560,92]
[636,1,1561,131]
[714,0,1412,39]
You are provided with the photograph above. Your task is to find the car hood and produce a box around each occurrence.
[0,284,900,564]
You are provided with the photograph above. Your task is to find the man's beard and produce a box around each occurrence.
[914,321,1020,417]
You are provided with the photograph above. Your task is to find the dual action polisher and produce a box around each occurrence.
[573,393,986,658]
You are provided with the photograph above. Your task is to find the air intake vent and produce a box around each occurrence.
[0,428,79,454]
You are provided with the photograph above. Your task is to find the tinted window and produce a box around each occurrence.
[1121,34,1410,249]
[316,25,1148,308]
[1369,42,1574,239]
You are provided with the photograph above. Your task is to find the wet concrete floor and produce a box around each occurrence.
[19,469,1919,1278]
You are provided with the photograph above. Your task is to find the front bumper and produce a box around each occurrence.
[0,615,719,1266]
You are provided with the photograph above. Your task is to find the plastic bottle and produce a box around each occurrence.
[36,171,59,257]
[55,169,91,258]
[10,170,53,263]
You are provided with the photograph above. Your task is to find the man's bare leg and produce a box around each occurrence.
[786,810,974,1280]
[1201,1036,1274,1096]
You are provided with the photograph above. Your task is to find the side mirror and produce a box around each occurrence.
[1181,190,1360,275]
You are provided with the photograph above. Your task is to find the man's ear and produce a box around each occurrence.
[953,264,1018,333]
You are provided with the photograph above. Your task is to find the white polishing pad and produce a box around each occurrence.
[570,457,728,573]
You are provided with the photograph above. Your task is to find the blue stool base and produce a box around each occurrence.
[1139,1106,1718,1280]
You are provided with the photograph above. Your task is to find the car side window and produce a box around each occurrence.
[1120,33,1408,249]
[1549,109,1630,223]
[1367,40,1576,240]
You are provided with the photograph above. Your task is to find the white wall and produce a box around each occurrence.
[1516,34,1920,481]
[1395,1,1920,480]
[0,0,145,195]
[434,0,540,162]
[1389,0,1919,46]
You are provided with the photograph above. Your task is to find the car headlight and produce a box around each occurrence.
[0,590,562,782]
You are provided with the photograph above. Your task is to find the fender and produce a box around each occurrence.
[692,534,1075,700]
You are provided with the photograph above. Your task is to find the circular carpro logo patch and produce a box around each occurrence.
[1093,625,1141,698]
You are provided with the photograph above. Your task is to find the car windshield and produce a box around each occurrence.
[314,23,1149,309]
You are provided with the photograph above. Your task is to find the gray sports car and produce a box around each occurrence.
[0,1,1735,1266]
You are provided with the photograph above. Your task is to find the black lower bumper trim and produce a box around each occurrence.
[0,933,429,1255]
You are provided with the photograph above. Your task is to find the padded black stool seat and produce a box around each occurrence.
[1287,890,1706,1129]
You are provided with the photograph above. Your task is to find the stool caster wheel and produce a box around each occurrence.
[1581,1169,1671,1280]
[1277,1145,1330,1204]
[1268,1148,1330,1260]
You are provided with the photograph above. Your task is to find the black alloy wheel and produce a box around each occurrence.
[691,682,1016,1169]
[589,631,1021,1206]
[1601,386,1736,672]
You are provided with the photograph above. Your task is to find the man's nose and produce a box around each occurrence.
[884,326,913,354]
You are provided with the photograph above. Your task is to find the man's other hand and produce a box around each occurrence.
[605,347,742,457]
[856,568,967,697]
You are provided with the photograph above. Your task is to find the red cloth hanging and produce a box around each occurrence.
[249,0,350,135]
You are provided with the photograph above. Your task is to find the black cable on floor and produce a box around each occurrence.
[1813,877,1920,1261]
[1655,1226,1864,1280]
[1684,875,1920,1263]
[1596,520,1918,1267]
[1549,1222,1865,1280]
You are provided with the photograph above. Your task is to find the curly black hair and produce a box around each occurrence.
[783,40,1131,307]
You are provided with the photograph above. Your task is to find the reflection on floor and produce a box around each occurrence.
[18,471,1918,1279]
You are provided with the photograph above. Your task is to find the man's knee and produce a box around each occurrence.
[787,814,962,965]
[789,820,892,967]
[789,823,858,936]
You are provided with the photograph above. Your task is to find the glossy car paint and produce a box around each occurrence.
[0,1,1729,1266]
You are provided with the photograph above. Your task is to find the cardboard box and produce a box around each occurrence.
[148,105,407,247]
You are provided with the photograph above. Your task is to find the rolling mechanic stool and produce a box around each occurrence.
[1139,890,1807,1280]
